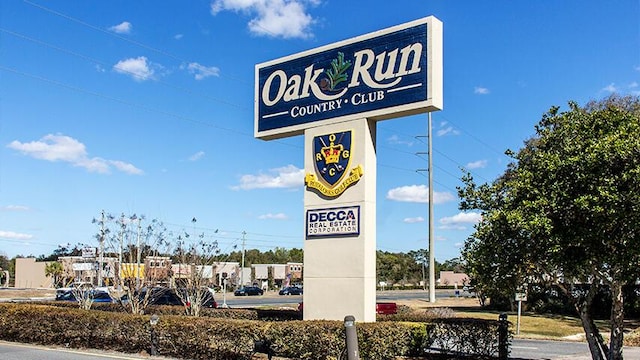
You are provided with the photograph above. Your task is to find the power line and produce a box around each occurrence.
[0,27,248,110]
[22,0,250,85]
[435,115,510,159]
[0,65,300,150]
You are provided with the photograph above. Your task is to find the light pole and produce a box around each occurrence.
[99,210,105,287]
[92,210,112,288]
[133,214,142,287]
[344,315,359,360]
[221,272,229,308]
[240,231,246,287]
[118,213,125,289]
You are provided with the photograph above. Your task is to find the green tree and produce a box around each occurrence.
[459,95,640,360]
[376,250,424,286]
[37,243,84,261]
[440,257,465,273]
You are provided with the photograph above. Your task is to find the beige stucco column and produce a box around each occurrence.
[303,118,377,322]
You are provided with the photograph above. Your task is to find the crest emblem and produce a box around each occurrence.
[305,130,363,198]
[315,131,351,186]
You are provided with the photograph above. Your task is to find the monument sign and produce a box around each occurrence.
[255,16,442,321]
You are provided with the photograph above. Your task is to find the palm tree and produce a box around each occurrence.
[45,261,63,288]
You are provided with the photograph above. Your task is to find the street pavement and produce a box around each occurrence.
[3,339,640,359]
[511,339,640,359]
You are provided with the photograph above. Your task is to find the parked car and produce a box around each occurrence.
[142,287,183,306]
[141,287,217,308]
[279,286,303,295]
[55,288,115,303]
[234,286,264,296]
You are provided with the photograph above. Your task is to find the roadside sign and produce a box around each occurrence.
[515,292,527,302]
[82,247,96,258]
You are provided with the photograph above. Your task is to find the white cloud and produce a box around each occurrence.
[0,230,33,240]
[474,86,490,95]
[7,134,143,175]
[387,134,414,146]
[403,216,424,224]
[109,21,132,34]
[113,56,156,81]
[258,213,288,220]
[386,185,455,204]
[601,83,617,93]
[437,126,460,137]
[188,151,205,162]
[439,212,482,230]
[0,205,30,212]
[436,121,459,136]
[109,160,144,175]
[233,164,304,190]
[174,34,184,40]
[185,62,220,80]
[210,0,317,39]
[466,160,487,169]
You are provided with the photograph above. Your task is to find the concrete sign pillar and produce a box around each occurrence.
[303,118,377,321]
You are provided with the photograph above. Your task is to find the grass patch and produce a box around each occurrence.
[454,310,585,339]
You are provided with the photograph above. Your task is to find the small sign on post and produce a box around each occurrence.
[82,247,96,258]
[515,291,527,335]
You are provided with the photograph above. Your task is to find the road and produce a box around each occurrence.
[221,288,463,308]
[511,339,591,359]
[0,341,165,360]
[3,339,640,360]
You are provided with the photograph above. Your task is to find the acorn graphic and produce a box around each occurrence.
[320,78,331,91]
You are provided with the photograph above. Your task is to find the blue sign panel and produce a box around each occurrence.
[255,16,442,140]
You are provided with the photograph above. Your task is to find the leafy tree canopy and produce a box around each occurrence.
[459,95,640,360]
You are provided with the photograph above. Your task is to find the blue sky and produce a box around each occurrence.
[1,1,638,262]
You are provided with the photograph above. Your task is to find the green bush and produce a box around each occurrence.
[0,303,508,359]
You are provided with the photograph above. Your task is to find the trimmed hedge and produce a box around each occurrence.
[0,303,508,359]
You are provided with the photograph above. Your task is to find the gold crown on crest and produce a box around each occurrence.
[322,141,343,164]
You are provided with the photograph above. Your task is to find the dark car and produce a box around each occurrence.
[279,286,303,295]
[141,287,217,308]
[234,286,264,296]
[55,289,115,303]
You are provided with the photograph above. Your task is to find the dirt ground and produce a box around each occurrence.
[0,288,56,299]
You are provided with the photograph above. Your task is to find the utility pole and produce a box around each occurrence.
[428,112,435,303]
[415,112,436,303]
[240,231,246,287]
